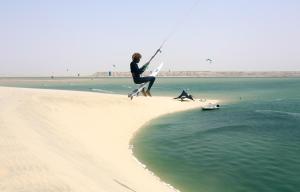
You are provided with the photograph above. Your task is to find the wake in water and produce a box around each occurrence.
[255,110,300,118]
[90,88,114,94]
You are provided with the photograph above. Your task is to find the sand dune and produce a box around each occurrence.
[0,87,217,192]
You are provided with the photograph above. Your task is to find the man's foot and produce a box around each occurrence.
[146,90,152,97]
[141,88,147,97]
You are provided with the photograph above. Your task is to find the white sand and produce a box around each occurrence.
[0,87,218,192]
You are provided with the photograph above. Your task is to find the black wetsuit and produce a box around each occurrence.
[130,61,155,90]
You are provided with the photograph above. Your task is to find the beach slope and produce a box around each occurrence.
[0,87,217,192]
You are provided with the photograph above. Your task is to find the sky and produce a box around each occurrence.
[1,0,300,76]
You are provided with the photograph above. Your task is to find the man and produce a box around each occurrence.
[130,52,155,96]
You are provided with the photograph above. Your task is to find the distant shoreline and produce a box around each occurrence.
[1,71,300,78]
[95,71,300,78]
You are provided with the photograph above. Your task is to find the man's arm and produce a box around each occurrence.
[139,62,149,74]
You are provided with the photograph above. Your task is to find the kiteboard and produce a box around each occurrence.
[128,62,164,100]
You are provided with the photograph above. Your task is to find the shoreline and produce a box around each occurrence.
[93,71,300,78]
[0,86,218,192]
[1,71,300,79]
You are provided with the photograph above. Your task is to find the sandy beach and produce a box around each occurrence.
[0,86,217,192]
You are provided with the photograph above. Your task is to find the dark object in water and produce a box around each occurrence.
[174,90,194,101]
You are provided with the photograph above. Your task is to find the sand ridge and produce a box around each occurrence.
[0,87,217,192]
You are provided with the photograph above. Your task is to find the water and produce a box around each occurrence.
[132,78,300,192]
[1,77,296,101]
[1,77,300,192]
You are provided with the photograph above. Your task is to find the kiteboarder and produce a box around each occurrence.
[130,52,156,97]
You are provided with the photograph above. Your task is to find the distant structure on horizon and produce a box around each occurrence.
[92,71,300,78]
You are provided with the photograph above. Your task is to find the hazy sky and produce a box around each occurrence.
[1,0,300,76]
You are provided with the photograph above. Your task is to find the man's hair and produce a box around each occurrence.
[132,52,142,60]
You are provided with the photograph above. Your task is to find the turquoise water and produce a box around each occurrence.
[1,77,300,192]
[1,77,296,101]
[132,78,300,192]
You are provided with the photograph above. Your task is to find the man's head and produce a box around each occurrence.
[132,52,142,63]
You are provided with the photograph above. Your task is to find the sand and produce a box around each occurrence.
[0,87,218,192]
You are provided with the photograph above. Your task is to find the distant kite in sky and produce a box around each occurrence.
[206,59,213,64]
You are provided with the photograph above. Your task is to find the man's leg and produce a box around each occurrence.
[133,77,153,96]
[146,76,156,91]
[133,77,148,84]
[144,76,155,96]
[134,76,155,89]
[133,76,156,96]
